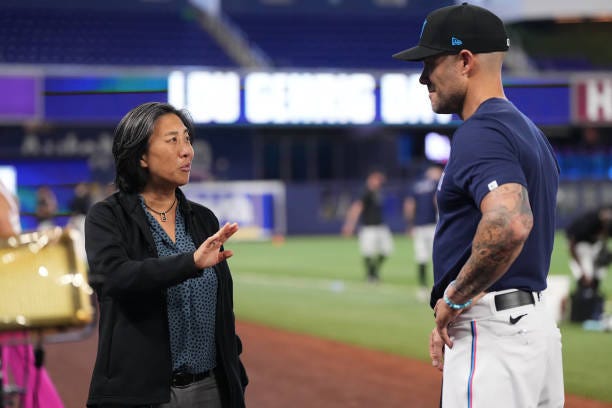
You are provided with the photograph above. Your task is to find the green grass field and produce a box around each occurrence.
[228,233,612,402]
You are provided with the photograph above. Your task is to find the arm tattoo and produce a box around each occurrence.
[453,185,533,300]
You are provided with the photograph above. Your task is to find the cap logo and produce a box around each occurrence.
[419,20,427,39]
[451,37,463,46]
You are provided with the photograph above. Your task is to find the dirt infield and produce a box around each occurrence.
[236,321,612,408]
[43,320,611,407]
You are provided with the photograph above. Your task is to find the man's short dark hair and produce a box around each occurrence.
[112,102,195,193]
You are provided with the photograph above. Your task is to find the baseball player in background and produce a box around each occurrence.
[404,164,443,301]
[565,205,612,291]
[342,171,394,283]
[394,3,564,407]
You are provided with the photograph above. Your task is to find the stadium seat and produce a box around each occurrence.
[0,8,236,67]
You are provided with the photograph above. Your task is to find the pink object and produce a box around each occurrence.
[1,336,64,408]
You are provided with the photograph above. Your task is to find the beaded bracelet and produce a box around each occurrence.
[443,280,473,310]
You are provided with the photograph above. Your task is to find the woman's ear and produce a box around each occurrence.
[140,153,148,169]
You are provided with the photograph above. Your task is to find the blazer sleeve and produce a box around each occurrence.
[85,201,201,297]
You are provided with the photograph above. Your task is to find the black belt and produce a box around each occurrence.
[494,290,536,311]
[171,370,211,387]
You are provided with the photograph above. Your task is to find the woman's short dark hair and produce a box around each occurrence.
[112,102,195,193]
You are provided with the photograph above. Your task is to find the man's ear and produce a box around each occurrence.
[458,49,475,74]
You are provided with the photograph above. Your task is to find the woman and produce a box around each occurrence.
[85,102,247,407]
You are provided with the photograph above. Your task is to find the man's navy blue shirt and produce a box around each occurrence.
[431,98,559,306]
[409,177,438,226]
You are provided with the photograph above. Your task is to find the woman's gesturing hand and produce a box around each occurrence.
[193,222,239,268]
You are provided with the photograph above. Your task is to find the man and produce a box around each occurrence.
[393,3,563,407]
[565,206,611,322]
[342,171,393,282]
[565,206,612,291]
[404,164,442,301]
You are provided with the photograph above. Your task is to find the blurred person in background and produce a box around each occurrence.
[565,205,612,292]
[1,179,64,407]
[85,102,247,408]
[68,182,93,261]
[89,182,118,206]
[404,164,442,301]
[565,205,611,322]
[394,3,563,407]
[69,182,92,218]
[35,185,58,230]
[342,170,393,283]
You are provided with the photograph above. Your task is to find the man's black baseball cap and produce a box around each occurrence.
[393,2,509,62]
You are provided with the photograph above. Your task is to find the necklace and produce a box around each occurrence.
[144,197,176,222]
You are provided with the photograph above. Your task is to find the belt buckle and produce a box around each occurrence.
[494,290,535,312]
[172,372,193,387]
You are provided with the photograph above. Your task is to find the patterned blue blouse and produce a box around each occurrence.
[140,197,218,374]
